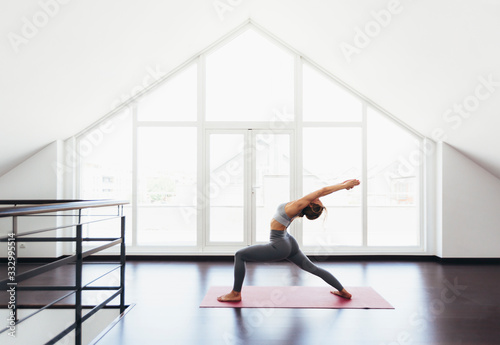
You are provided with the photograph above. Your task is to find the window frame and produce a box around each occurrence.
[73,22,427,255]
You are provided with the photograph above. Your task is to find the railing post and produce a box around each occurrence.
[75,210,82,345]
[120,213,126,313]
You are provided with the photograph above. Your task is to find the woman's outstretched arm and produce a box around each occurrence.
[286,179,360,215]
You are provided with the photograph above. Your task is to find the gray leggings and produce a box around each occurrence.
[232,230,344,292]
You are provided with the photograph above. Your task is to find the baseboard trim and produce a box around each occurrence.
[2,255,499,264]
[434,257,500,264]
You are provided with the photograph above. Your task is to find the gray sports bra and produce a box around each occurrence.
[273,202,299,228]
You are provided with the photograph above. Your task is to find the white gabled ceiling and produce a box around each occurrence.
[1,0,499,178]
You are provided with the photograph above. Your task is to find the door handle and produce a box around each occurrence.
[252,185,261,194]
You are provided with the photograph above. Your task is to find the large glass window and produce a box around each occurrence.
[137,127,197,245]
[303,63,362,122]
[367,107,420,246]
[208,133,245,242]
[137,64,197,122]
[254,133,290,242]
[77,26,424,253]
[302,128,362,247]
[206,29,294,122]
[79,109,132,244]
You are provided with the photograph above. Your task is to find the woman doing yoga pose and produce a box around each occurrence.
[217,179,361,302]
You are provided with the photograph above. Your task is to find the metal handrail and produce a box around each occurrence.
[0,199,128,345]
[0,199,128,217]
[0,214,122,241]
[0,199,86,205]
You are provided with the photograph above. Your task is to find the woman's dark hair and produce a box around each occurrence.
[299,203,325,220]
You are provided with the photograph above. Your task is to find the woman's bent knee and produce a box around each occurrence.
[235,248,246,260]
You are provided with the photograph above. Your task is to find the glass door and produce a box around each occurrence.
[206,129,292,246]
[252,131,291,242]
[207,131,246,243]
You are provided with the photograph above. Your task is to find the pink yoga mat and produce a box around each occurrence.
[200,286,393,309]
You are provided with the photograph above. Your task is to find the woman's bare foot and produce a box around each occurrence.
[331,288,352,299]
[217,290,242,302]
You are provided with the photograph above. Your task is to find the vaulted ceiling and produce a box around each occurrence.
[1,0,499,178]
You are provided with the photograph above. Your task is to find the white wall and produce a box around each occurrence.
[0,140,62,199]
[0,140,64,257]
[2,0,500,181]
[436,142,500,258]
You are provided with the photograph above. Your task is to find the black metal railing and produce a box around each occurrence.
[0,199,128,345]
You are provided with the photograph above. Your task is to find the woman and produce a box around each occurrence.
[217,179,361,302]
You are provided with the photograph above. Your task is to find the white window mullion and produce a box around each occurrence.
[420,137,427,252]
[136,121,198,127]
[72,136,80,199]
[132,102,138,247]
[247,130,255,245]
[204,122,295,130]
[362,102,368,247]
[302,122,362,127]
[198,55,206,252]
[294,55,303,244]
[203,131,211,248]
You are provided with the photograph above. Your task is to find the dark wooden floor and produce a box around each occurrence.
[2,259,500,345]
